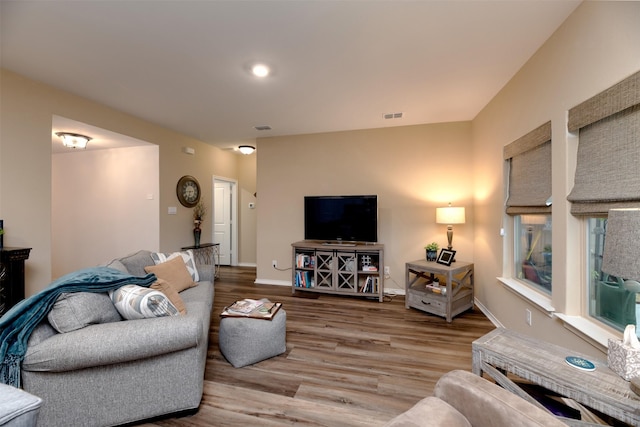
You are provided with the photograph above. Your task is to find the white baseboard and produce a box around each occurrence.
[237,262,257,267]
[474,298,503,328]
[255,278,291,287]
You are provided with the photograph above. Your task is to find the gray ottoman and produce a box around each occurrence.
[0,384,42,427]
[219,305,286,368]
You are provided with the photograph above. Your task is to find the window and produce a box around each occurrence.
[587,217,639,334]
[515,215,552,293]
[568,70,640,330]
[504,122,552,292]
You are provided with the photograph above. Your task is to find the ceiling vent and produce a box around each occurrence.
[254,125,272,131]
[383,112,403,120]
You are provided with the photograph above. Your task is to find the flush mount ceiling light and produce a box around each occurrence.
[238,145,255,155]
[55,132,92,149]
[251,63,270,78]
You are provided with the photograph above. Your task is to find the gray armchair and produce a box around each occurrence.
[384,370,566,427]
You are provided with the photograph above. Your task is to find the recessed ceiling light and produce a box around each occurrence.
[251,63,270,78]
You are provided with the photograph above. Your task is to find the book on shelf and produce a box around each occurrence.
[295,270,314,288]
[425,283,447,295]
[359,276,379,293]
[296,253,315,268]
[221,299,282,320]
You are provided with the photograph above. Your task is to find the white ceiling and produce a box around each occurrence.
[1,0,581,151]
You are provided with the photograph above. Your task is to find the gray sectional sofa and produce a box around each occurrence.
[20,250,214,427]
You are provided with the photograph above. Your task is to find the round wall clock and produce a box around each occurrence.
[176,175,201,207]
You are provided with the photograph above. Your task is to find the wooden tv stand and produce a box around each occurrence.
[292,240,384,302]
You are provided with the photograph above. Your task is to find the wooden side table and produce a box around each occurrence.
[181,243,220,279]
[473,328,640,426]
[405,259,474,322]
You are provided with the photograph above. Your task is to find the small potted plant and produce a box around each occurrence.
[425,242,439,261]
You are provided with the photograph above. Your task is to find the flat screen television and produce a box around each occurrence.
[304,195,378,243]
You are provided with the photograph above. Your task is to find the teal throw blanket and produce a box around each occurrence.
[0,266,156,387]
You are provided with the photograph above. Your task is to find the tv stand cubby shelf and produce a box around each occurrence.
[291,241,384,302]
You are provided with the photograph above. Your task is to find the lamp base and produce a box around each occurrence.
[447,226,456,262]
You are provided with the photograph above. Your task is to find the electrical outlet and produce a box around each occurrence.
[272,260,277,268]
[384,266,390,275]
[525,309,532,326]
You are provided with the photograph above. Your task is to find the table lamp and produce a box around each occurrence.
[601,208,640,295]
[436,203,466,251]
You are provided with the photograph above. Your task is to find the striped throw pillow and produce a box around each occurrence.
[109,285,179,320]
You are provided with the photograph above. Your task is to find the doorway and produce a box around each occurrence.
[213,177,237,266]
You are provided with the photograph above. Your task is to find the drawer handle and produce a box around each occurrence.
[421,299,432,305]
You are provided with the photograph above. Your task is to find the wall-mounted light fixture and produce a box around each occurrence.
[55,132,92,149]
[238,145,256,155]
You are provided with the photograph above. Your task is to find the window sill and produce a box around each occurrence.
[496,278,619,351]
[497,277,555,315]
[554,313,618,351]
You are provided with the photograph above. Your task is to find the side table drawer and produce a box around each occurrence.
[407,291,446,314]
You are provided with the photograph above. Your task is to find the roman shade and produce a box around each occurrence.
[567,71,640,215]
[504,121,552,215]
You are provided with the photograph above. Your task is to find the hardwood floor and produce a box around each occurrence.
[140,266,496,426]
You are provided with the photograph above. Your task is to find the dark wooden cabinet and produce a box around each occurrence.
[0,247,31,316]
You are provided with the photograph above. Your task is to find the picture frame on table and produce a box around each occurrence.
[436,249,456,266]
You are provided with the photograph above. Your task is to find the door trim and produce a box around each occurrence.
[213,176,238,266]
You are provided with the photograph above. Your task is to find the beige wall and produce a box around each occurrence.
[256,122,474,291]
[52,145,160,278]
[0,69,253,295]
[472,1,640,357]
[238,152,258,266]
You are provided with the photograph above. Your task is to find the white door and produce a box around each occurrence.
[213,179,236,265]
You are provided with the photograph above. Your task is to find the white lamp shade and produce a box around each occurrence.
[436,206,465,225]
[602,208,640,282]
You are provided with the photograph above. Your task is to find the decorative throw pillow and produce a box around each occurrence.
[144,256,197,293]
[105,259,128,274]
[48,292,122,333]
[150,250,199,282]
[151,279,187,315]
[109,284,180,320]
